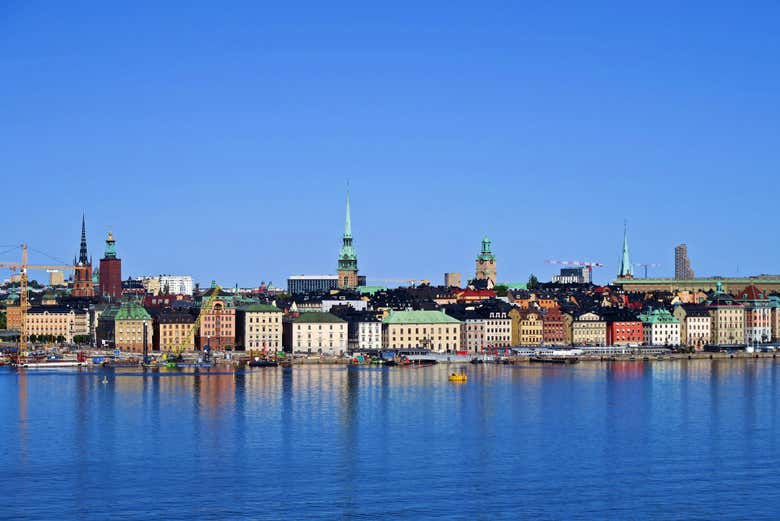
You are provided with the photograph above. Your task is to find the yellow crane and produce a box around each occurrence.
[171,284,223,357]
[0,244,75,363]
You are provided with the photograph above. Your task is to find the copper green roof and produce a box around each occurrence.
[115,300,151,321]
[238,304,281,313]
[383,310,461,325]
[638,309,679,324]
[292,312,346,323]
[358,286,386,295]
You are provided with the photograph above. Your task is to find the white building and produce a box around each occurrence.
[322,299,367,312]
[640,309,681,346]
[283,312,348,355]
[358,321,382,350]
[158,275,194,296]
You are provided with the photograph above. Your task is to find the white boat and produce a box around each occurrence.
[19,360,86,368]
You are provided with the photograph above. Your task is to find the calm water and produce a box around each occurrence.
[2,360,780,520]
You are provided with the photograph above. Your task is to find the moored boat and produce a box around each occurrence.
[448,372,468,382]
[248,359,278,368]
[529,356,579,364]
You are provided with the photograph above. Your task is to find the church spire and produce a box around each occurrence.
[618,221,633,278]
[344,185,352,238]
[79,214,89,265]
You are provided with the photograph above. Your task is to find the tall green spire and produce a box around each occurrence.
[477,235,495,262]
[344,186,352,238]
[338,185,357,272]
[618,222,633,278]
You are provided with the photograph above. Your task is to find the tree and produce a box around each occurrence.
[494,284,508,297]
[528,274,540,290]
[0,311,6,330]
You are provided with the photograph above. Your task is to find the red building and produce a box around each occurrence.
[605,310,643,346]
[542,307,566,345]
[99,231,122,300]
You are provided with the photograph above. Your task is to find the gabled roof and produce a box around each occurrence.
[115,300,151,321]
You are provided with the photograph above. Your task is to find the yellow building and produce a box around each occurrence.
[155,309,196,352]
[509,308,543,346]
[382,310,462,353]
[25,306,87,343]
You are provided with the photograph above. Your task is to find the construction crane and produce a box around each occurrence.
[0,244,75,364]
[172,284,222,357]
[368,278,431,287]
[634,263,661,278]
[545,260,604,282]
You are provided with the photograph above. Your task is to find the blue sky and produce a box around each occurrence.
[2,2,779,287]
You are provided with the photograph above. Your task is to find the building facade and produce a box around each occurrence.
[287,275,339,294]
[604,310,643,346]
[541,307,567,345]
[235,304,283,351]
[114,300,152,353]
[451,305,511,352]
[154,309,196,352]
[708,288,745,346]
[99,231,122,300]
[572,311,607,346]
[639,308,681,346]
[283,312,348,354]
[382,310,462,352]
[738,285,772,344]
[25,306,88,343]
[198,296,236,350]
[673,304,711,350]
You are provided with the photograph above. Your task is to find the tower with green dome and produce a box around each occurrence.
[337,188,359,288]
[475,236,497,284]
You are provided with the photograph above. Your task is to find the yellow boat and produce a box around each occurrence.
[448,373,468,382]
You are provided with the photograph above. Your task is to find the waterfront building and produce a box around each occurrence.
[769,296,780,341]
[737,285,772,344]
[287,275,339,294]
[337,189,359,289]
[603,310,643,346]
[98,231,122,300]
[235,303,283,351]
[572,311,607,346]
[675,244,695,280]
[672,304,711,350]
[616,224,633,279]
[154,308,196,352]
[282,312,347,354]
[48,270,66,287]
[541,307,567,345]
[382,310,462,352]
[25,305,88,343]
[330,307,382,351]
[707,284,745,345]
[114,299,152,353]
[198,288,235,350]
[509,308,543,346]
[448,302,512,352]
[96,304,119,347]
[72,215,94,297]
[444,272,461,288]
[639,308,681,346]
[475,236,497,285]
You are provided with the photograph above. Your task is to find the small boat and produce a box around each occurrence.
[448,373,468,382]
[248,359,279,368]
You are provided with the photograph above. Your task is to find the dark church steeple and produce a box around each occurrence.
[79,214,89,265]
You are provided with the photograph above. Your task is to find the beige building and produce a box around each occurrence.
[114,300,153,353]
[708,292,745,346]
[48,270,67,287]
[382,310,462,353]
[25,306,88,343]
[450,306,511,352]
[236,304,283,351]
[572,311,607,346]
[444,273,462,288]
[673,305,711,350]
[283,312,347,354]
